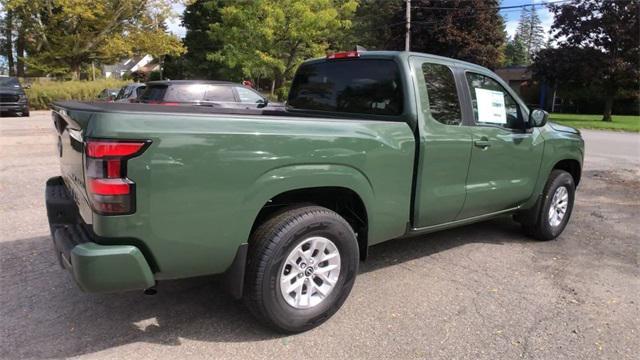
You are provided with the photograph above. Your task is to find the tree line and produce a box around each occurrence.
[0,0,185,79]
[1,0,638,120]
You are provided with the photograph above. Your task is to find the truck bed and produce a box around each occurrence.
[50,100,417,280]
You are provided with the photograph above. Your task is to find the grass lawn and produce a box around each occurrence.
[550,113,640,132]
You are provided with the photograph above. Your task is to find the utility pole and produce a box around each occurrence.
[405,0,411,51]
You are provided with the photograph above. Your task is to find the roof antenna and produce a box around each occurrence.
[355,45,367,52]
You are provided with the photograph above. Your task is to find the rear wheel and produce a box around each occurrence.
[244,205,359,333]
[523,170,575,240]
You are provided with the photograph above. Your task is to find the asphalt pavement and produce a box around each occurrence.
[1,111,638,359]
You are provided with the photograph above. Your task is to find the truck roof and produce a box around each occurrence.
[304,50,489,73]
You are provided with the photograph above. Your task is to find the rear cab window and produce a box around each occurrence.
[288,59,404,116]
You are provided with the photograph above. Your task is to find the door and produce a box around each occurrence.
[457,71,544,219]
[412,58,473,228]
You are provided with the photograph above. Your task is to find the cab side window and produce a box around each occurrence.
[466,72,523,130]
[204,85,235,102]
[422,63,462,125]
[236,86,264,103]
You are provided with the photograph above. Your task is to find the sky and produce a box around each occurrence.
[165,0,555,41]
[502,0,555,40]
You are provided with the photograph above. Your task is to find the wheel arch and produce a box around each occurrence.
[243,163,374,255]
[250,186,370,262]
[552,159,582,186]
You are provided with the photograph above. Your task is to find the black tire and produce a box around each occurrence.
[22,109,30,117]
[244,205,359,333]
[523,170,575,241]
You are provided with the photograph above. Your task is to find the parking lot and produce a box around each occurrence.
[1,111,638,359]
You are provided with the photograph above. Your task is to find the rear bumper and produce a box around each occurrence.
[46,176,155,293]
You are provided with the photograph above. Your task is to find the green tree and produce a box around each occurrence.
[347,0,506,69]
[208,0,358,96]
[2,0,185,79]
[178,0,229,79]
[532,46,606,110]
[514,6,546,63]
[542,0,639,121]
[1,6,15,76]
[504,35,528,66]
[338,0,402,50]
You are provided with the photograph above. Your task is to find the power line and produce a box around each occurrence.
[411,0,573,11]
[351,0,570,21]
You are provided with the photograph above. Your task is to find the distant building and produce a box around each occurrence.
[103,55,159,79]
[495,66,548,110]
[495,66,531,95]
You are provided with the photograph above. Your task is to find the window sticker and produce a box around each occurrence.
[475,88,506,124]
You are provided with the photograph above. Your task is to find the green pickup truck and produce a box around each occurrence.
[46,51,583,332]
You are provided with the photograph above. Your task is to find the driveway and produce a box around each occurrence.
[580,129,640,171]
[1,111,638,359]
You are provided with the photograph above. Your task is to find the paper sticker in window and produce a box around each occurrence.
[475,88,506,124]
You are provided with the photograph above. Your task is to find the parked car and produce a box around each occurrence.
[114,83,146,103]
[96,88,118,102]
[137,80,272,109]
[47,51,583,333]
[0,76,29,116]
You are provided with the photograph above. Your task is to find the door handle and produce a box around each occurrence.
[474,139,491,149]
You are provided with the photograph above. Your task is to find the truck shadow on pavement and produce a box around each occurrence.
[1,216,532,359]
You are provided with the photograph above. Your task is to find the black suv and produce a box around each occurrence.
[0,77,29,117]
[137,80,273,109]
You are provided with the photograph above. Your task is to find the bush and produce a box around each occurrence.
[25,79,129,110]
[147,71,162,81]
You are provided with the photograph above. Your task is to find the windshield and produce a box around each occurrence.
[288,59,403,116]
[0,77,21,88]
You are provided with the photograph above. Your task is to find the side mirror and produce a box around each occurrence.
[257,98,268,108]
[529,109,549,128]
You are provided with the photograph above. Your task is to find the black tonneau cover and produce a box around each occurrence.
[51,101,292,117]
[50,101,400,122]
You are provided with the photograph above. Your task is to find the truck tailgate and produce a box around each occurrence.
[51,108,93,223]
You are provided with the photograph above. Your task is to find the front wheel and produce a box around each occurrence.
[523,170,576,240]
[244,205,359,333]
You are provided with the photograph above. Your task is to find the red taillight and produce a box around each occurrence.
[85,139,150,215]
[87,141,146,158]
[88,178,131,195]
[106,159,121,178]
[326,51,360,60]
